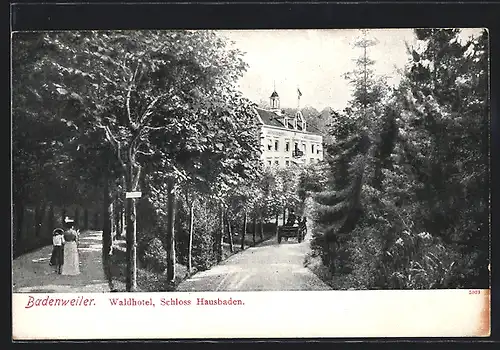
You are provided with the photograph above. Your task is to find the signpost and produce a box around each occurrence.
[124,190,141,291]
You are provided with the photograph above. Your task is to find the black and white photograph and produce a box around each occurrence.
[11,27,491,338]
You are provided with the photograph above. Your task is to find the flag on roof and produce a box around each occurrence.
[297,88,302,97]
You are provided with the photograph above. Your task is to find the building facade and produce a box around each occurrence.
[254,89,324,167]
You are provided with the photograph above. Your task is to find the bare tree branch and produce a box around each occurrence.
[136,149,155,156]
[144,125,169,131]
[138,94,164,128]
[126,63,140,130]
[133,166,142,190]
[97,122,127,171]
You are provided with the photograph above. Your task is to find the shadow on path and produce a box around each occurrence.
[12,230,110,293]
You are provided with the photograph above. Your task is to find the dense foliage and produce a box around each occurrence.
[309,29,489,289]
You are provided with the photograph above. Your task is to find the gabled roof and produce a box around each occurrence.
[255,107,284,128]
[270,91,279,98]
[254,107,322,136]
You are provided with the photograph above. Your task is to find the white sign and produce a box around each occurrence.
[125,191,142,199]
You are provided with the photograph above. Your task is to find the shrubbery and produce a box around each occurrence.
[307,29,489,290]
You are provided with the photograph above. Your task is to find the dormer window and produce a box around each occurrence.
[283,117,288,127]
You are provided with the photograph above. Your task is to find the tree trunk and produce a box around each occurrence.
[121,201,126,237]
[165,177,176,283]
[84,208,89,230]
[188,199,195,275]
[125,170,138,292]
[103,174,113,260]
[94,212,99,230]
[252,214,257,245]
[115,200,121,238]
[275,213,279,236]
[74,207,80,229]
[62,207,67,227]
[226,210,234,253]
[34,202,46,237]
[13,198,25,257]
[217,203,224,262]
[259,213,264,241]
[47,204,55,234]
[114,193,120,238]
[110,202,115,237]
[241,210,247,250]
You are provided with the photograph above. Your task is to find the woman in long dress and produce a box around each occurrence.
[61,218,80,276]
[50,228,65,274]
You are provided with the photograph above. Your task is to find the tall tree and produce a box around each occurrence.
[311,29,390,277]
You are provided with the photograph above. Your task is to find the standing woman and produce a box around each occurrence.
[50,228,65,273]
[61,217,80,276]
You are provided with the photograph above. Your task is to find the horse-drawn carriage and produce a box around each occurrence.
[277,218,307,244]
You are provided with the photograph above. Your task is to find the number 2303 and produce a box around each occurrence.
[469,290,481,295]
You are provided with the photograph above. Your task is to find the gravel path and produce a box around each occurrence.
[176,228,331,292]
[12,230,111,293]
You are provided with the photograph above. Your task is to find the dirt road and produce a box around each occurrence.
[176,230,331,292]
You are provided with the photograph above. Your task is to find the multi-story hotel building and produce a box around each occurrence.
[254,89,324,167]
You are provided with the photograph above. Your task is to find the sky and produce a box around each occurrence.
[219,28,483,112]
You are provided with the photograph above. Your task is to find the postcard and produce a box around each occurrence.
[11,28,490,340]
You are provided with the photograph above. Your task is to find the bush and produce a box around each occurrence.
[138,236,168,274]
[385,231,462,289]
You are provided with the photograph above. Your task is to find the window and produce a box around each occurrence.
[285,142,290,152]
[294,142,299,151]
[267,139,272,151]
[310,158,314,163]
[311,144,315,153]
[275,160,279,166]
[268,160,272,166]
[285,160,290,166]
[274,140,279,151]
[317,148,320,154]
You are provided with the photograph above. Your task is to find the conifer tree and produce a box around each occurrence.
[311,30,389,276]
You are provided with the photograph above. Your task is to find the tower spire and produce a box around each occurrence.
[269,81,280,112]
[297,86,302,109]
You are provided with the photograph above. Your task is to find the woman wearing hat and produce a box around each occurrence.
[50,228,65,274]
[61,217,81,276]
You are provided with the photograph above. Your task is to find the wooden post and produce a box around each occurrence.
[125,167,138,292]
[252,214,257,245]
[165,177,176,283]
[226,210,234,253]
[241,210,247,250]
[188,199,195,274]
[103,175,112,259]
